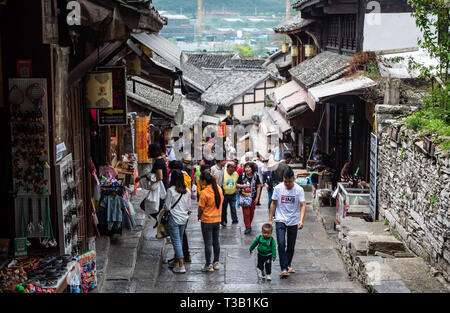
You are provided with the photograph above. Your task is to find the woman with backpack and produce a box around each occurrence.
[197,171,224,272]
[165,169,191,273]
[236,162,262,235]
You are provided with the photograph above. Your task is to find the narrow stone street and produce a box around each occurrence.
[102,188,367,293]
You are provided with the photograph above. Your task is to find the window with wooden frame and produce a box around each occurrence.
[326,14,357,53]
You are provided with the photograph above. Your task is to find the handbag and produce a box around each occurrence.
[239,173,254,207]
[144,181,166,215]
[162,193,183,225]
[239,194,252,207]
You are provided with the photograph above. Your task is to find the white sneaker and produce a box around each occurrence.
[172,265,186,273]
[213,262,220,270]
[266,275,272,281]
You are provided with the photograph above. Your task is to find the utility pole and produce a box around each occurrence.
[286,0,290,20]
[198,0,203,38]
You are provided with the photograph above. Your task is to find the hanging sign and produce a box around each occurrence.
[97,66,127,125]
[136,116,150,163]
[218,122,226,138]
[85,71,113,109]
[16,59,32,78]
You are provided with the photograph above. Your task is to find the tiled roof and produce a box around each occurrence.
[273,15,315,33]
[201,70,271,106]
[264,51,292,79]
[181,62,217,93]
[184,51,239,69]
[292,0,321,10]
[180,97,205,128]
[131,33,215,92]
[223,59,266,69]
[127,76,181,117]
[289,51,350,89]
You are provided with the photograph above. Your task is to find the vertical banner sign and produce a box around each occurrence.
[136,116,150,163]
[98,66,127,125]
[218,122,226,138]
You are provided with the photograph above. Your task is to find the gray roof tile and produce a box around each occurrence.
[180,97,205,128]
[273,15,315,33]
[223,59,266,69]
[185,51,239,69]
[127,76,181,117]
[201,70,271,106]
[289,51,350,89]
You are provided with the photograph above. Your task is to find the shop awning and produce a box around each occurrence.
[273,80,303,102]
[268,108,292,134]
[279,89,308,113]
[132,32,182,69]
[260,115,278,136]
[307,74,378,111]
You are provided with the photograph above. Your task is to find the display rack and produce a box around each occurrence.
[8,78,50,197]
[55,154,79,256]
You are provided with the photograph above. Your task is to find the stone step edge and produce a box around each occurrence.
[97,237,111,293]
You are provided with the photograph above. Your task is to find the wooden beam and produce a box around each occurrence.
[356,0,365,52]
[324,4,357,14]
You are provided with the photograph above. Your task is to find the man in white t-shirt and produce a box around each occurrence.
[269,167,306,278]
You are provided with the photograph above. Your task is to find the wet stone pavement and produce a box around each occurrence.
[123,188,366,293]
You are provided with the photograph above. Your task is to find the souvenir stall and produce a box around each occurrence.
[1,78,83,293]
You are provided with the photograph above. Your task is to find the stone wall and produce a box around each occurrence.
[375,105,450,281]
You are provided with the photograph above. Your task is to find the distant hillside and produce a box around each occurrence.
[153,0,287,17]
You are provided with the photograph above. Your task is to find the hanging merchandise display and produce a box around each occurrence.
[76,250,97,293]
[8,78,50,197]
[55,154,79,256]
[85,71,113,109]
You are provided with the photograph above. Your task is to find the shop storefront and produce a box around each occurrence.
[0,0,166,293]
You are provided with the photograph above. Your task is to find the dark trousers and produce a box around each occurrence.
[257,254,272,275]
[182,223,190,257]
[222,193,238,224]
[275,222,298,271]
[201,222,220,265]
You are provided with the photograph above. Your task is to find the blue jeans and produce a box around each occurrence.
[275,222,298,271]
[236,193,240,208]
[222,193,238,223]
[168,215,186,259]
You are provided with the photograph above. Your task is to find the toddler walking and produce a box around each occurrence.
[249,223,277,280]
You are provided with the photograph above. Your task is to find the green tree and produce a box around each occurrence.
[407,0,449,83]
[405,0,450,150]
[234,43,254,57]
